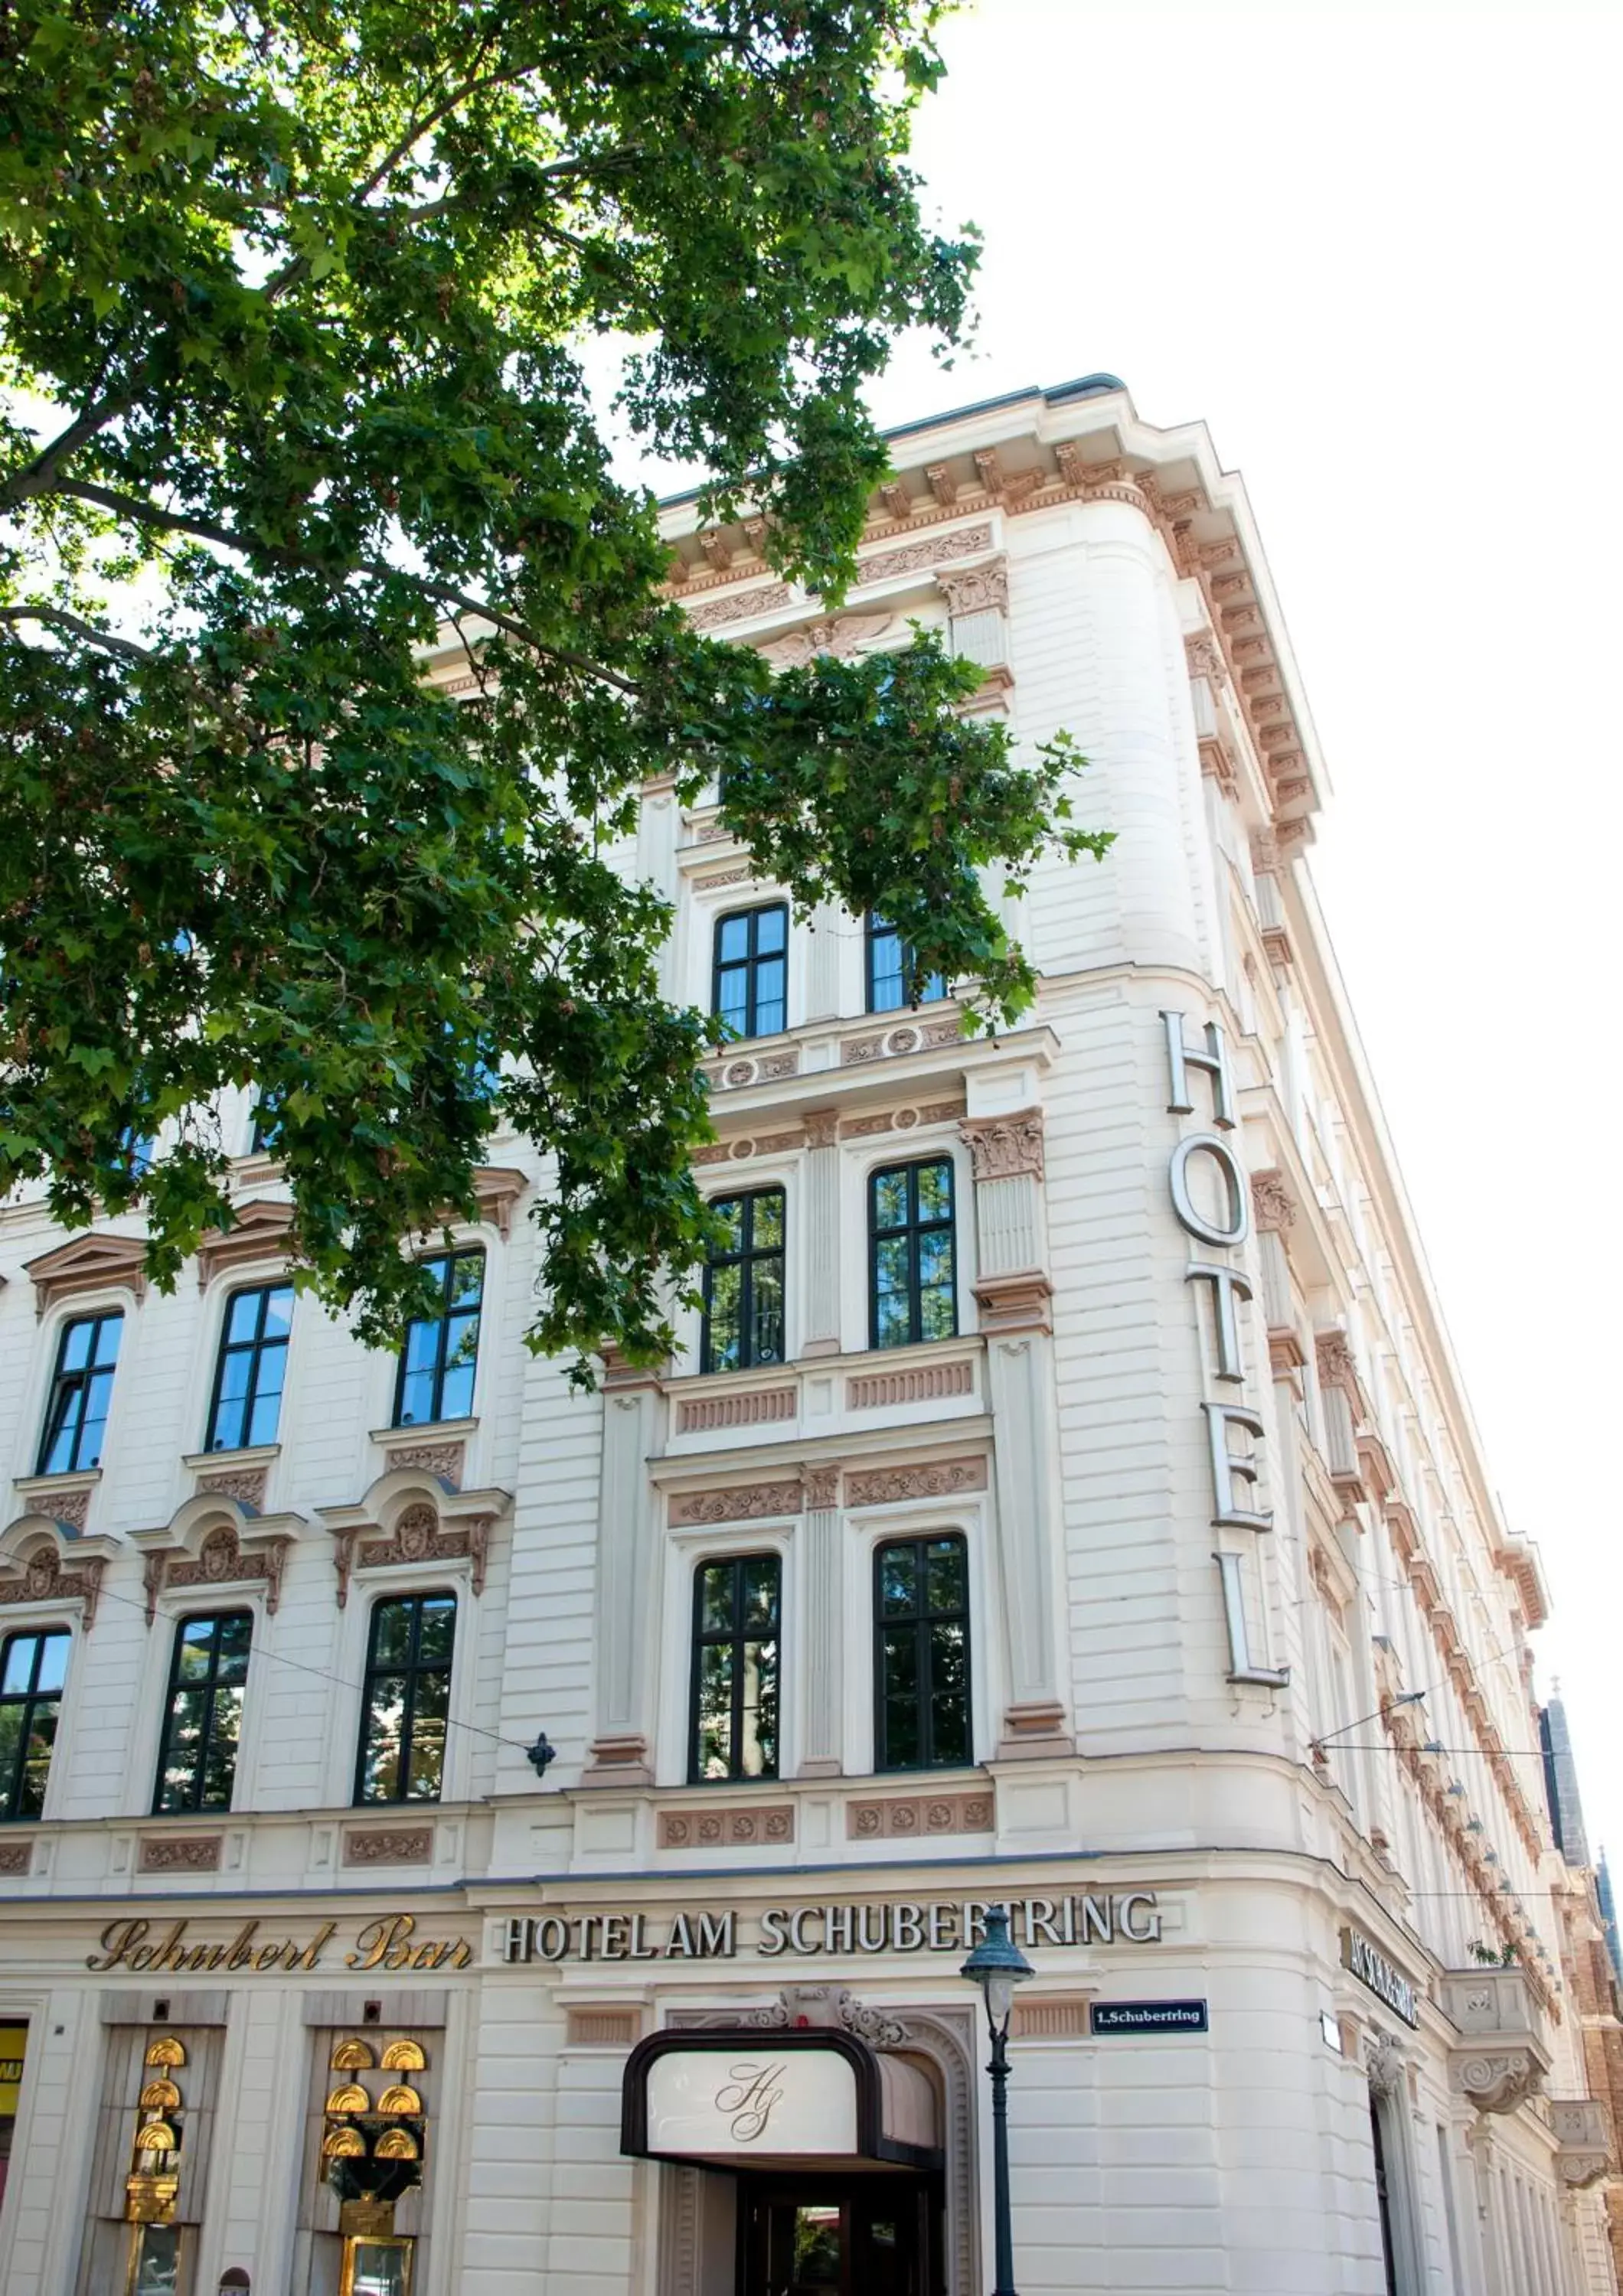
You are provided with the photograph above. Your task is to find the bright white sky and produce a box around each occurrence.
[849,0,1623,1874]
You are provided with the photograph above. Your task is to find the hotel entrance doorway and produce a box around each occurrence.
[740,2174,940,2296]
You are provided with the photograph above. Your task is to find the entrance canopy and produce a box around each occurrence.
[621,2030,942,2173]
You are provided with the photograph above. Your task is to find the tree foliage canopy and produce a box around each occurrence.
[0,0,1108,1374]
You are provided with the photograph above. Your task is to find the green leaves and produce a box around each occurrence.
[0,0,1109,1380]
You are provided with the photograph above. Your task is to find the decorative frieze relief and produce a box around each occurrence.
[0,1841,33,1877]
[194,1464,269,1510]
[14,1476,96,1532]
[335,1502,491,1608]
[146,1523,293,1620]
[668,1480,803,1528]
[139,1835,223,1874]
[841,1016,962,1067]
[0,1543,105,1626]
[374,1439,465,1489]
[687,580,794,631]
[692,1127,806,1164]
[659,1804,795,1850]
[705,1049,802,1091]
[844,1457,987,1509]
[959,1110,1044,1183]
[343,1827,433,1867]
[847,1790,993,1840]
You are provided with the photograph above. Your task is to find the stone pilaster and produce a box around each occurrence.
[800,1108,843,1356]
[582,1355,663,1786]
[797,1462,844,1776]
[960,1110,1071,1757]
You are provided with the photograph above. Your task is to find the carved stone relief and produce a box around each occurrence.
[0,1544,105,1626]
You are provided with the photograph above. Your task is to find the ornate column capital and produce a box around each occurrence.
[936,554,1009,617]
[1251,1167,1297,1233]
[958,1109,1045,1183]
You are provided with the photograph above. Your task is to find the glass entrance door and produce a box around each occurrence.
[743,2178,935,2296]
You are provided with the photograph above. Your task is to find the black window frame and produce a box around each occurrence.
[868,1158,958,1351]
[152,1609,254,1815]
[392,1247,485,1428]
[0,1626,70,1821]
[354,1590,457,1806]
[204,1281,294,1453]
[700,1187,787,1375]
[688,1553,782,1786]
[865,914,947,1015]
[249,1094,282,1153]
[711,902,789,1041]
[874,1534,972,1772]
[36,1308,123,1476]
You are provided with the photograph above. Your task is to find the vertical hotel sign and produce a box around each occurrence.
[1162,1013,1288,1685]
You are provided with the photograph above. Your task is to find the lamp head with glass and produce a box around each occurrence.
[958,1905,1036,2037]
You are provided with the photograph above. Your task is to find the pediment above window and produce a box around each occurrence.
[471,1165,528,1238]
[24,1231,146,1317]
[194,1198,296,1289]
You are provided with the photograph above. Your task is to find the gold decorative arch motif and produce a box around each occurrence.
[325,2083,370,2115]
[374,2128,420,2161]
[145,2037,185,2067]
[330,2037,376,2071]
[322,2127,366,2159]
[134,2120,178,2152]
[379,2038,426,2072]
[139,2078,181,2112]
[375,2083,421,2116]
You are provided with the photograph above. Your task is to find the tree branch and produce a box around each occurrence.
[50,479,643,696]
[0,390,135,515]
[0,602,155,663]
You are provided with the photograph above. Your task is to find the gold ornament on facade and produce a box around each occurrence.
[325,2082,371,2115]
[322,2128,367,2159]
[145,2037,185,2066]
[379,2039,426,2071]
[375,2084,422,2115]
[374,2128,420,2161]
[331,2037,376,2071]
[139,2078,180,2112]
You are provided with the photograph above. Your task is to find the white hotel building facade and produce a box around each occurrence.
[0,377,1616,2296]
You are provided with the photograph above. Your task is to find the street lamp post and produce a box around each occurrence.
[960,1903,1036,2296]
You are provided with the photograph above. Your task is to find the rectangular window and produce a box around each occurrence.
[869,1159,957,1349]
[875,1535,971,1770]
[866,915,946,1013]
[0,1629,69,1821]
[250,1094,282,1153]
[394,1251,484,1427]
[691,1555,780,1782]
[37,1310,122,1474]
[206,1283,294,1451]
[713,903,788,1039]
[701,1189,786,1374]
[152,1611,253,1813]
[355,1592,456,1804]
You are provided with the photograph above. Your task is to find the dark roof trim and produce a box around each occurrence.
[655,373,1130,510]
